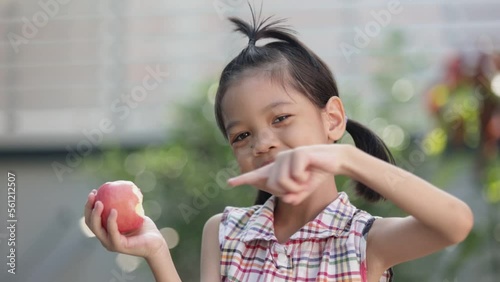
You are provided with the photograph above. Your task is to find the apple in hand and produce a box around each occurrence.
[95,180,145,234]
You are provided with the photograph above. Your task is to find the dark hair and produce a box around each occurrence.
[214,8,395,204]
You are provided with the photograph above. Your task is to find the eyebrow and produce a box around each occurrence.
[225,100,294,133]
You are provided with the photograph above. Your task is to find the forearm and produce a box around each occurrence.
[339,145,473,243]
[145,242,182,282]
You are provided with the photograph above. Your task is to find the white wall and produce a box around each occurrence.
[1,0,499,151]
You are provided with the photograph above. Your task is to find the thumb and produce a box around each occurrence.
[228,165,270,187]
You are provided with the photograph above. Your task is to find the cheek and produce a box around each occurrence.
[233,148,253,173]
[280,120,328,146]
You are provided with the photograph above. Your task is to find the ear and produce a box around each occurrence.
[322,96,346,142]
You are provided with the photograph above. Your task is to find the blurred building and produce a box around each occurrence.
[1,0,500,151]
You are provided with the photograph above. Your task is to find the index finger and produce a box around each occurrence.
[227,164,270,187]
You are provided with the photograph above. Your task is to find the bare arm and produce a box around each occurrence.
[200,214,223,282]
[340,145,474,270]
[147,213,222,282]
[146,242,182,282]
[227,144,474,276]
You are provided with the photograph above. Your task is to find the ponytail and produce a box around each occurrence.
[346,119,396,202]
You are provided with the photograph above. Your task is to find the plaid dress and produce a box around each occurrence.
[219,192,393,282]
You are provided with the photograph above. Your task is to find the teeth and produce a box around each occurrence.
[135,202,145,216]
[132,185,145,216]
[132,185,143,202]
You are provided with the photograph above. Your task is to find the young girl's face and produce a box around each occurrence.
[221,72,344,174]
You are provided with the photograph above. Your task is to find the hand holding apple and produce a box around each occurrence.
[84,185,168,260]
[95,180,145,234]
[84,181,180,280]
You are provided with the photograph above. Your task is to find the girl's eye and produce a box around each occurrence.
[232,132,250,143]
[273,115,290,124]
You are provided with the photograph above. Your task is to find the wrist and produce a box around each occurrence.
[145,240,169,262]
[335,144,358,177]
[145,240,182,282]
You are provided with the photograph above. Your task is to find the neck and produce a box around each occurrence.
[273,176,339,243]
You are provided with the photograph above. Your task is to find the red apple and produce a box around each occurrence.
[95,180,145,234]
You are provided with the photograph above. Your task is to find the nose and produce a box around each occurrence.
[252,128,278,155]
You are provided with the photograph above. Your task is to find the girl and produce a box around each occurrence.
[84,11,473,282]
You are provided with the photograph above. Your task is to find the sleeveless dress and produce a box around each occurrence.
[219,192,393,281]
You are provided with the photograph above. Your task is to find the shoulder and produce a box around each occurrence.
[351,209,378,236]
[202,213,223,252]
[203,213,223,236]
[203,205,260,233]
[218,202,274,244]
[220,204,262,231]
[201,203,265,238]
[331,192,378,236]
[201,205,266,248]
[201,214,224,281]
[222,205,262,221]
[202,213,223,250]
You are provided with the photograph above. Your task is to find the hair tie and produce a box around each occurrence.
[248,38,257,46]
